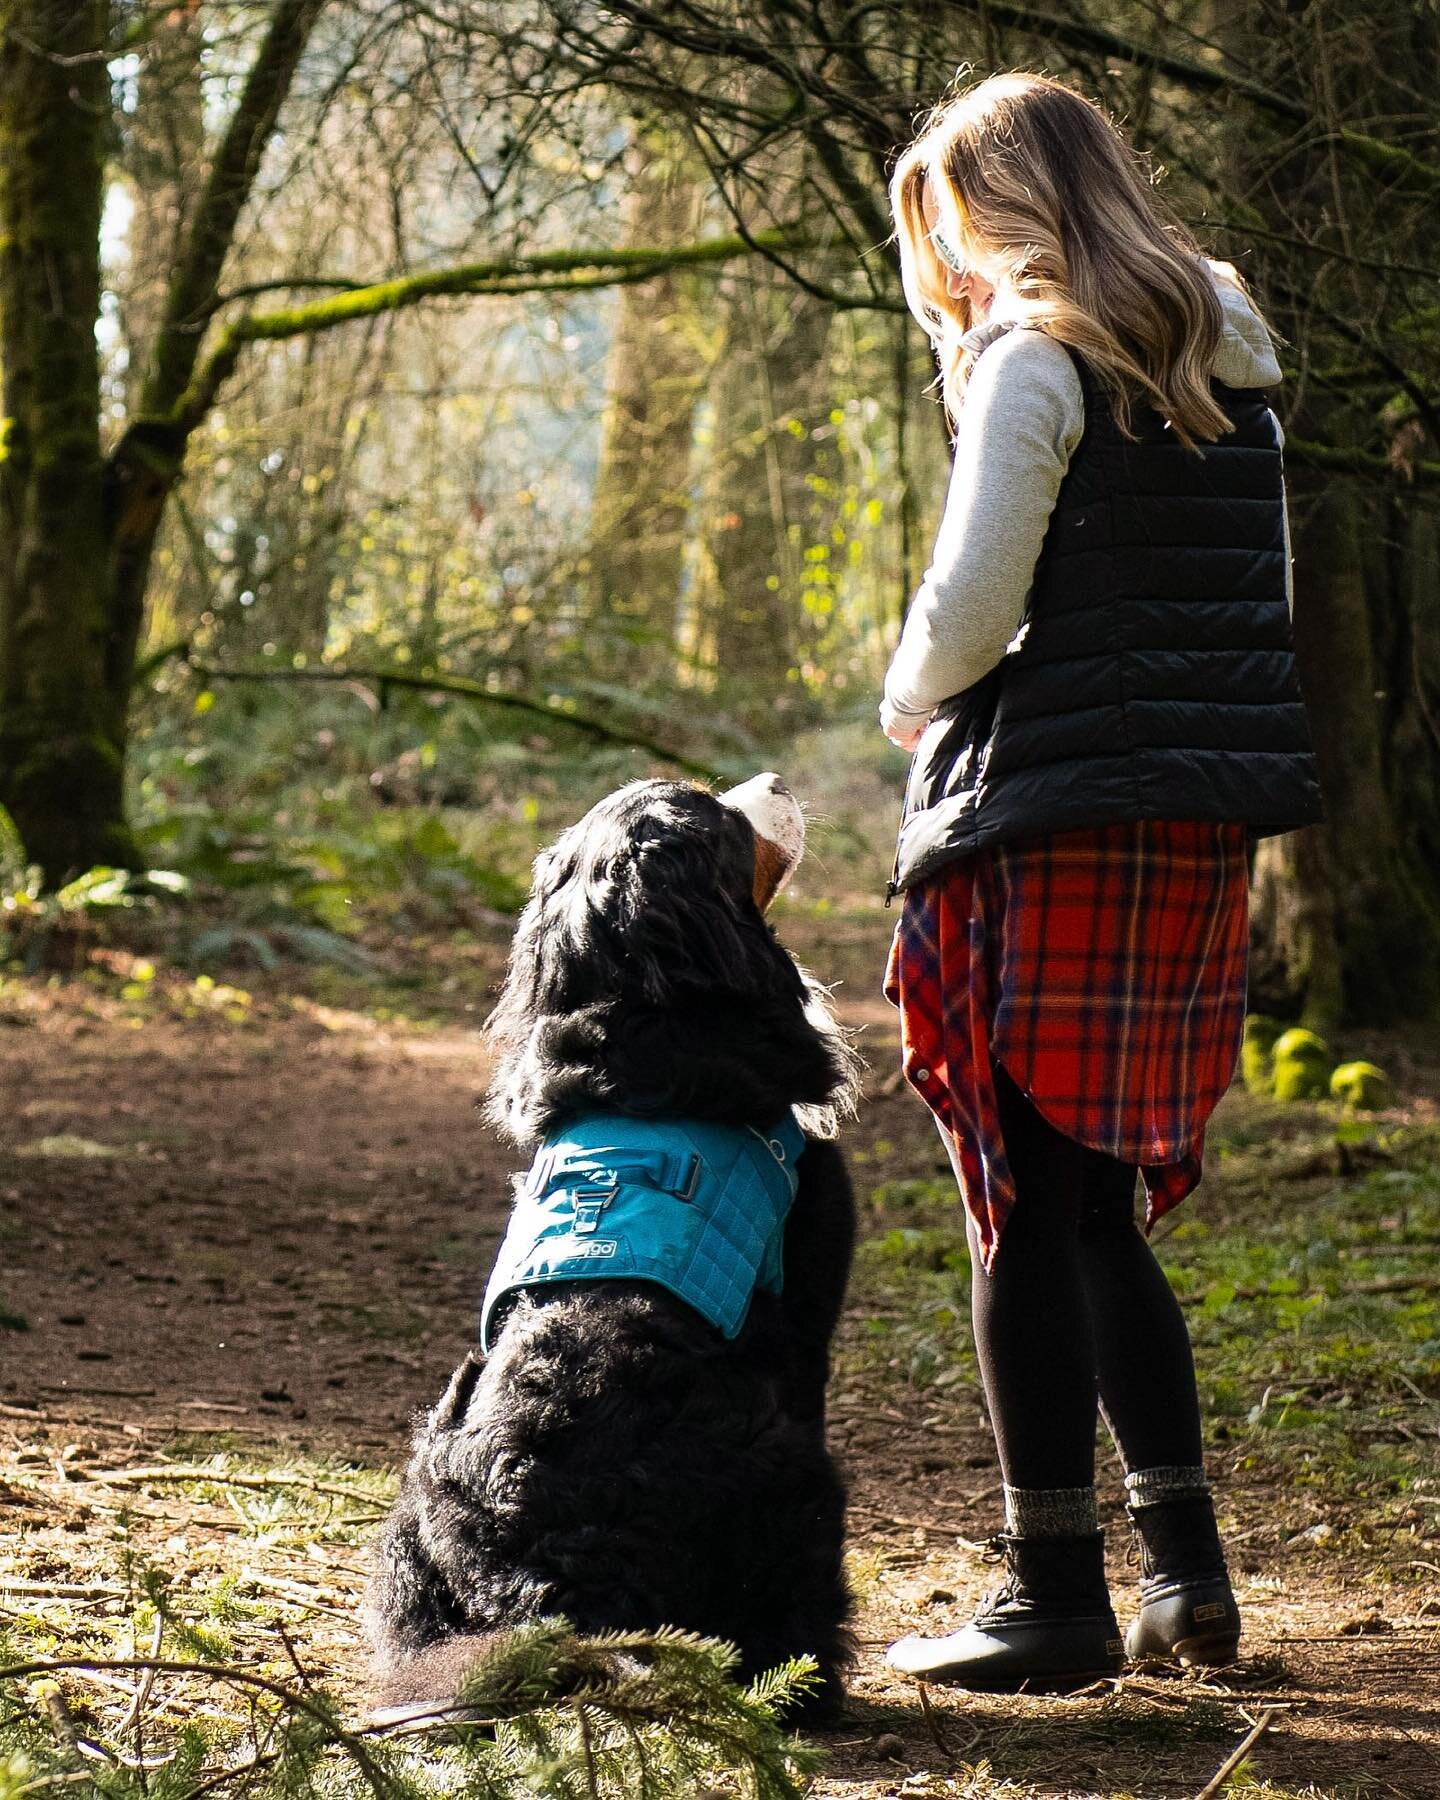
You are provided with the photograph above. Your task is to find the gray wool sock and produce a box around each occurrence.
[1124,1465,1211,1508]
[1003,1483,1098,1538]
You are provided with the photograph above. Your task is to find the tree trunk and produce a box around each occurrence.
[0,0,321,881]
[1208,0,1440,1026]
[694,266,834,728]
[1250,457,1440,1029]
[585,128,711,682]
[0,0,139,881]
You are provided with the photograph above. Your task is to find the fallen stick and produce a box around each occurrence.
[1341,1275,1440,1295]
[0,1580,125,1600]
[916,1684,957,1765]
[77,1465,382,1505]
[37,1385,157,1400]
[1194,1706,1281,1800]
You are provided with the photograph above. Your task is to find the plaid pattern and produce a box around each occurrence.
[883,818,1249,1270]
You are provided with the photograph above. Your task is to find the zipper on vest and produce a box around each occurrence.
[884,844,901,908]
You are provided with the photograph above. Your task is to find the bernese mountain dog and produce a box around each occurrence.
[366,774,861,1723]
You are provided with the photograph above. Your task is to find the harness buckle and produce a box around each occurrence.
[665,1152,702,1202]
[570,1175,619,1234]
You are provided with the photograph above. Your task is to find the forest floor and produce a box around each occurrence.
[3,866,1440,1798]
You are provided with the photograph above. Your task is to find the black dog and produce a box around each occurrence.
[366,775,860,1722]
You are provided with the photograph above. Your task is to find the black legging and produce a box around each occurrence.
[945,1056,1206,1491]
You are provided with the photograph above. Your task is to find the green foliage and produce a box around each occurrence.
[1270,1028,1333,1101]
[0,1613,822,1800]
[1240,1013,1285,1096]
[852,1111,1440,1501]
[1329,1060,1393,1109]
[1,803,190,968]
[129,683,543,960]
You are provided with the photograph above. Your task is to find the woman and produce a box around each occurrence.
[878,72,1324,1692]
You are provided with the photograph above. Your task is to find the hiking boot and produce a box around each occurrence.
[1125,1495,1241,1667]
[886,1532,1123,1691]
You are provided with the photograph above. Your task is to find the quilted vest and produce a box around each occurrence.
[479,1112,806,1350]
[889,331,1325,897]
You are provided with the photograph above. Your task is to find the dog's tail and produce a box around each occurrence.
[367,1634,512,1729]
[368,1629,647,1731]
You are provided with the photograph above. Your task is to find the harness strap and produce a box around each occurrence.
[481,1111,806,1351]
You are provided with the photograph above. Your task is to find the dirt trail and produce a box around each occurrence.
[2,989,502,1446]
[2,944,1438,1798]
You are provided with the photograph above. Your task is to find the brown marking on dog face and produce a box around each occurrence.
[752,833,791,913]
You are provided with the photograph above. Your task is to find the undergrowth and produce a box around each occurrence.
[849,1103,1440,1528]
[0,1451,822,1800]
[0,1609,820,1800]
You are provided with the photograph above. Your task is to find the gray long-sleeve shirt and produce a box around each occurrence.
[881,260,1292,734]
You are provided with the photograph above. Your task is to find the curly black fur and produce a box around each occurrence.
[366,781,860,1723]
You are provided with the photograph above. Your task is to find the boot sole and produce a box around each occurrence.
[901,1666,1121,1695]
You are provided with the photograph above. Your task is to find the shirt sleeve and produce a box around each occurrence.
[1273,409,1295,622]
[882,328,1085,729]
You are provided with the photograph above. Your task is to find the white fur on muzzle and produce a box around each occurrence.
[720,772,805,894]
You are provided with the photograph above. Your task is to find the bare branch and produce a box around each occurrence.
[178,661,724,778]
[139,0,328,419]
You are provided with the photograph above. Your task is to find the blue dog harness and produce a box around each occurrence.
[480,1112,806,1351]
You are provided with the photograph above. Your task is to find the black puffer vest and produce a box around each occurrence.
[888,330,1325,898]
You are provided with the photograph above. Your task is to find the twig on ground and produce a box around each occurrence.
[117,1613,165,1739]
[1194,1705,1281,1800]
[78,1464,382,1504]
[1181,1274,1440,1306]
[40,1687,84,1762]
[276,1621,315,1688]
[0,1580,125,1600]
[916,1683,959,1764]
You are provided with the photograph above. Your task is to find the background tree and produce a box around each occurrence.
[585,125,713,685]
[2,0,1438,1029]
[497,0,1440,1020]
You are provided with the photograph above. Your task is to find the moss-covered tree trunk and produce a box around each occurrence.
[1249,442,1440,1031]
[0,0,139,879]
[0,0,321,883]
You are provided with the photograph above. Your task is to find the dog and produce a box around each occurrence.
[366,774,861,1723]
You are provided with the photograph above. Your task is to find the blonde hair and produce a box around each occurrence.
[890,72,1265,450]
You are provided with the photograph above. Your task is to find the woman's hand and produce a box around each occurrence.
[879,701,930,753]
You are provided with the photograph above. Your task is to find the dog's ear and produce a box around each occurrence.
[607,821,799,1008]
[430,1351,486,1430]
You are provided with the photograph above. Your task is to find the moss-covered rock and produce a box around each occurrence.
[1329,1060,1393,1109]
[1271,1028,1333,1101]
[1241,1014,1286,1096]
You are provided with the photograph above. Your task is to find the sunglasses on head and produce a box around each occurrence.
[930,223,966,274]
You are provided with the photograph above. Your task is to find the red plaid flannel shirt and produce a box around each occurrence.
[883,818,1249,1269]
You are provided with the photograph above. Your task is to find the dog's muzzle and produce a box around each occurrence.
[720,773,805,910]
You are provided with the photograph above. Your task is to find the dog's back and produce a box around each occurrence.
[369,1265,853,1714]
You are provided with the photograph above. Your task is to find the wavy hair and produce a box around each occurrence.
[890,71,1269,450]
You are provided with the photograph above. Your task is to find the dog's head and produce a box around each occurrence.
[484,775,859,1147]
